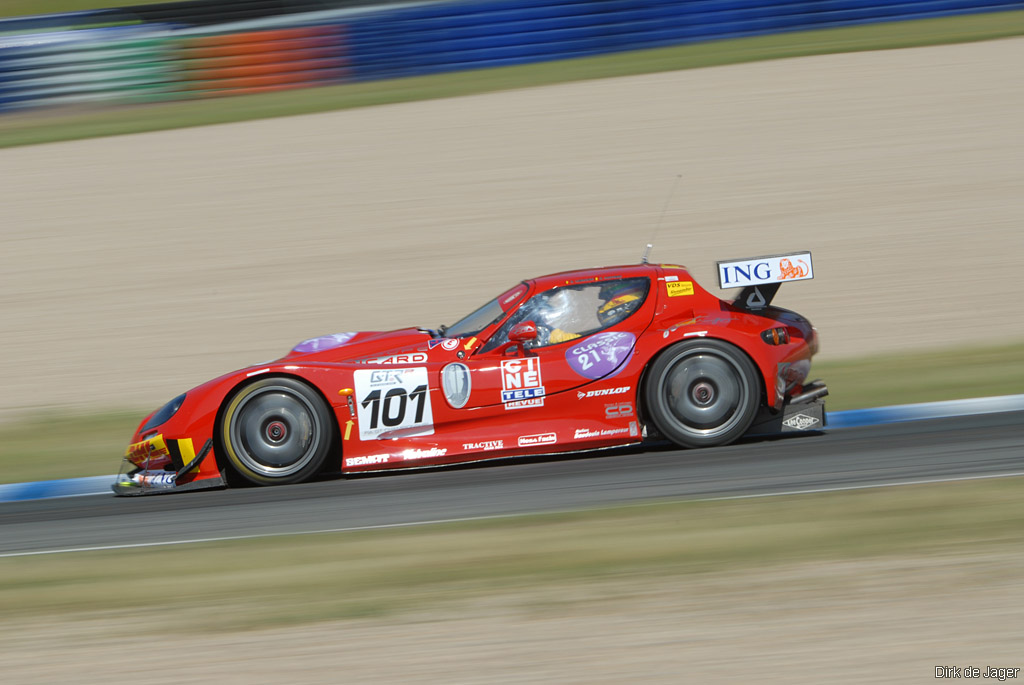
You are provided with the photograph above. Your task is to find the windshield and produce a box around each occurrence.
[441,283,528,338]
[481,277,651,352]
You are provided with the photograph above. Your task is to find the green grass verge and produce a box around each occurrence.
[813,341,1024,409]
[0,411,140,484]
[1,341,1022,483]
[0,0,191,17]
[1,11,1023,149]
[2,477,1022,633]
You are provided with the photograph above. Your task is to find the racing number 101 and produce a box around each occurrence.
[360,385,427,429]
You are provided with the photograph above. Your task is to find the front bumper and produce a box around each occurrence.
[112,436,224,496]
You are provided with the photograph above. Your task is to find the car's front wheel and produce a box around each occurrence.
[220,377,334,486]
[644,340,760,448]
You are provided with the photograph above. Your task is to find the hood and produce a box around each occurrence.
[280,328,434,363]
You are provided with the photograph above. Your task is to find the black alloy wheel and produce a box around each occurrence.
[220,377,334,485]
[644,340,760,448]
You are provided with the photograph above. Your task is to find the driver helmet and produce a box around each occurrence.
[597,280,645,326]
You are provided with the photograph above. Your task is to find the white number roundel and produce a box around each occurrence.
[354,367,434,441]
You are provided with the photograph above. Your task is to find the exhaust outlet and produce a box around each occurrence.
[791,382,828,405]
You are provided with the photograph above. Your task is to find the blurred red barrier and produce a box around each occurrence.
[174,26,348,96]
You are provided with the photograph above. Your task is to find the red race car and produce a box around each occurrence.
[114,252,826,495]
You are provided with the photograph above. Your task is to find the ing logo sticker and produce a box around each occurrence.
[779,258,810,280]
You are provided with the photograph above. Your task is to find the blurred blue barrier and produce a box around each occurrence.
[344,0,1024,80]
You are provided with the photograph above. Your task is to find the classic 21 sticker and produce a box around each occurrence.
[566,331,636,380]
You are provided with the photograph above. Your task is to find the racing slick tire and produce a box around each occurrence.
[644,340,760,448]
[220,377,335,486]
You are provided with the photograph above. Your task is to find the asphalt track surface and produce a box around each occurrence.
[1,410,1022,557]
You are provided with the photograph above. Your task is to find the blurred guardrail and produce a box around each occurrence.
[2,0,1023,112]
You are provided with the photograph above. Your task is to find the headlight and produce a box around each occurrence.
[141,393,186,432]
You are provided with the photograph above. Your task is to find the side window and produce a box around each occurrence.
[483,278,650,351]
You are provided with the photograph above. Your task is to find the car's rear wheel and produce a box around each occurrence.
[220,377,334,486]
[644,340,760,448]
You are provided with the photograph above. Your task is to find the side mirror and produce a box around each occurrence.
[509,321,538,343]
[499,321,538,356]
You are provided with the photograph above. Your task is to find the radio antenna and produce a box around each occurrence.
[641,174,682,264]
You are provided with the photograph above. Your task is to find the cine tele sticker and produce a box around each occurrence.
[666,280,694,297]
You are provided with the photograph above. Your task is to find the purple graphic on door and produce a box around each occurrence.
[565,331,636,380]
[292,332,357,354]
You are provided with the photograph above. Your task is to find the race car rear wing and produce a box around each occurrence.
[717,251,813,311]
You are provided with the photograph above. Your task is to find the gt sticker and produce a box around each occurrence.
[354,367,434,440]
[665,280,694,297]
[566,332,636,380]
[501,357,545,409]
